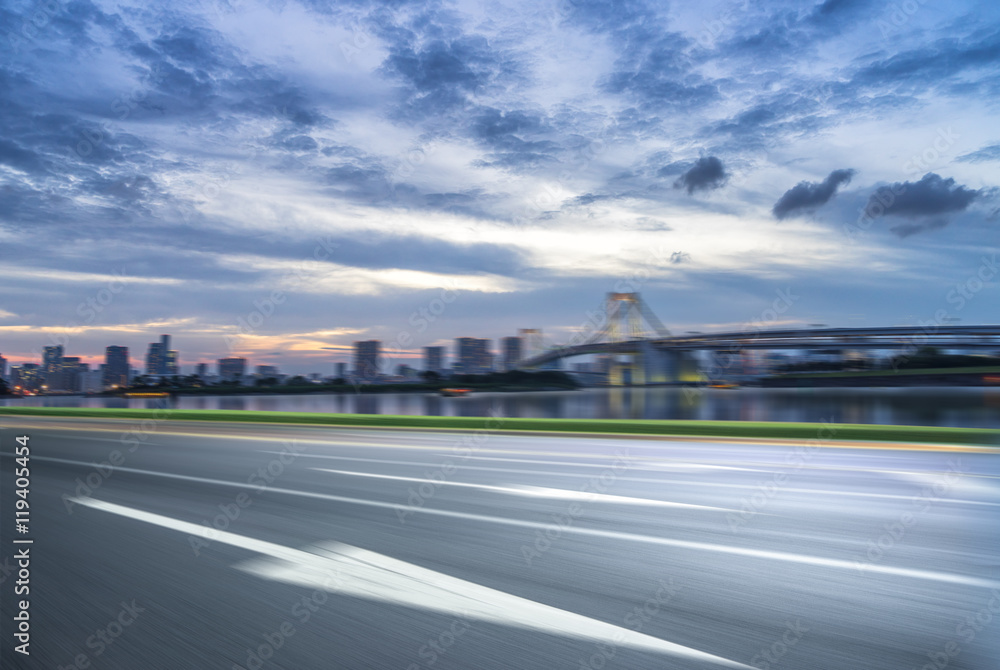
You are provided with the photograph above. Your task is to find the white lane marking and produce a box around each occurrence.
[644,462,768,473]
[312,468,736,511]
[272,453,1000,507]
[72,497,751,669]
[468,455,769,472]
[41,458,1000,589]
[892,472,1000,498]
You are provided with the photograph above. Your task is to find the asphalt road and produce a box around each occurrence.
[1,416,998,670]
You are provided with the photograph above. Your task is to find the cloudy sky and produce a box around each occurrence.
[1,0,998,374]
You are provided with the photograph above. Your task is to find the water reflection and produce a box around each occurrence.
[3,388,999,428]
[219,397,246,411]
[356,394,380,415]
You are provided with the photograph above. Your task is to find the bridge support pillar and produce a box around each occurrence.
[639,343,700,384]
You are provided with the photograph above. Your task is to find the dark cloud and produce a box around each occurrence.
[708,96,824,151]
[772,168,856,219]
[850,29,1000,93]
[0,139,46,174]
[570,193,614,206]
[279,135,319,152]
[890,219,948,238]
[467,107,558,169]
[673,157,727,194]
[381,35,513,120]
[956,144,1000,163]
[865,173,981,219]
[669,251,690,264]
[565,0,718,112]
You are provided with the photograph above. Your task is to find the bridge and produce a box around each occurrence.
[518,293,1000,385]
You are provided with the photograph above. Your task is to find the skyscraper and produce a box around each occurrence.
[42,345,67,390]
[146,334,176,375]
[60,357,85,393]
[42,345,63,372]
[145,341,164,374]
[196,363,208,377]
[0,353,6,380]
[455,338,490,374]
[501,336,523,372]
[104,346,130,388]
[218,357,247,380]
[165,349,179,375]
[353,340,381,381]
[423,346,443,374]
[335,362,347,379]
[12,364,42,393]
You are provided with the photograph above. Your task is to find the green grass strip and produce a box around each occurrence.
[780,366,1000,378]
[1,406,997,446]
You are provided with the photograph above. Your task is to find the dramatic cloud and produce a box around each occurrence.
[864,173,981,219]
[0,0,998,372]
[889,219,949,238]
[673,157,727,194]
[772,169,856,219]
[957,144,1000,163]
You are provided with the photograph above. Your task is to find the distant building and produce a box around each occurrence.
[43,345,63,372]
[353,340,381,381]
[455,338,491,374]
[423,346,444,374]
[12,364,42,393]
[255,365,279,377]
[0,353,7,380]
[196,363,208,377]
[501,336,522,372]
[81,369,104,394]
[145,341,163,374]
[218,357,247,380]
[60,357,85,393]
[103,346,130,388]
[165,349,179,375]
[146,335,176,375]
[396,364,418,379]
[335,362,347,379]
[42,345,66,390]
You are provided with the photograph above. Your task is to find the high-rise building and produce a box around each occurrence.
[42,345,63,372]
[218,357,247,380]
[335,362,347,379]
[353,340,381,381]
[145,341,164,374]
[12,364,42,393]
[103,346,130,388]
[255,365,279,377]
[423,346,444,374]
[80,369,103,394]
[60,357,84,393]
[196,363,208,377]
[165,349,179,375]
[455,338,490,374]
[0,353,7,380]
[501,336,522,372]
[145,335,176,375]
[42,345,65,390]
[481,346,494,373]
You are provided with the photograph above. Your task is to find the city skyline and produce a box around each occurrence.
[0,329,533,378]
[1,1,998,374]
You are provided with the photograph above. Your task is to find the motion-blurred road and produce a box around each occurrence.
[1,416,998,669]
